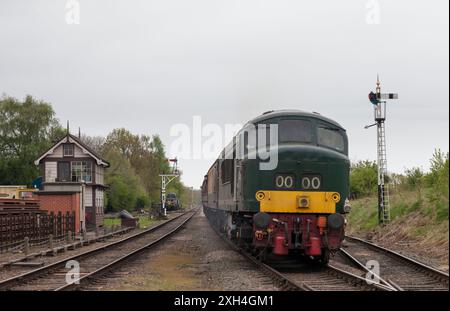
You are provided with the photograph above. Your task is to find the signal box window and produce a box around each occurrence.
[58,162,71,181]
[71,161,92,182]
[63,144,74,157]
[279,120,312,143]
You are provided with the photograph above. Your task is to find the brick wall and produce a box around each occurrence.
[38,193,81,233]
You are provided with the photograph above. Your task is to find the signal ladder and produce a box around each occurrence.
[377,122,390,224]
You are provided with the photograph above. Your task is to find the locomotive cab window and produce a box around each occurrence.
[279,119,312,143]
[317,126,345,152]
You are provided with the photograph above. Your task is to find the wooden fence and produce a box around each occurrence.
[0,210,75,252]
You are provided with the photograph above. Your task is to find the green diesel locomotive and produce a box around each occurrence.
[165,192,180,211]
[202,110,350,264]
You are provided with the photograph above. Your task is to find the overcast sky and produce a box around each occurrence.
[1,0,448,188]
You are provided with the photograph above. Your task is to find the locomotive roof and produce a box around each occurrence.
[247,109,345,130]
[203,109,347,179]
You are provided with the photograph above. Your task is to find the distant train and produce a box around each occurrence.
[165,192,181,211]
[201,110,351,264]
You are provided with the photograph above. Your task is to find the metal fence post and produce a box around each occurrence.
[57,212,62,238]
[50,212,55,236]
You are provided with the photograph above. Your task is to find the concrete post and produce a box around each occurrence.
[82,230,87,241]
[49,234,54,249]
[67,231,73,244]
[23,237,29,256]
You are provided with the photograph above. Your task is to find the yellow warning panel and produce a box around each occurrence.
[255,190,340,214]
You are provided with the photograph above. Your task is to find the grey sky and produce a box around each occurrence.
[1,0,448,188]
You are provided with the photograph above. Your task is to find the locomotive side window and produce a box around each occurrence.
[279,120,312,143]
[220,159,233,184]
[317,126,345,152]
[207,164,217,194]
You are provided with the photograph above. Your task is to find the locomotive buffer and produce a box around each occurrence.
[365,76,398,224]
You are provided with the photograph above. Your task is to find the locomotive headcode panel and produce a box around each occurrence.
[202,110,350,264]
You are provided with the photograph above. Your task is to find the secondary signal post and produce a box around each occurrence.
[160,158,179,216]
[366,76,398,225]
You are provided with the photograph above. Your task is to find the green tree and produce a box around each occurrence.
[84,129,191,211]
[103,147,148,212]
[80,134,105,154]
[425,149,449,199]
[404,167,425,190]
[349,160,378,198]
[102,130,176,204]
[0,95,64,185]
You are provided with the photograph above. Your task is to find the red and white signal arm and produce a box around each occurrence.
[377,93,398,100]
[368,91,398,105]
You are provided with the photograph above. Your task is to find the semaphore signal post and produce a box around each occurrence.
[365,76,398,225]
[159,158,180,216]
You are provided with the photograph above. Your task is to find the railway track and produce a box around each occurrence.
[281,264,390,291]
[342,235,449,291]
[207,214,391,291]
[0,209,197,291]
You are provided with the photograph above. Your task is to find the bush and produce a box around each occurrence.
[404,167,425,190]
[350,160,378,198]
[136,192,150,210]
[435,201,449,223]
[106,175,138,212]
[425,149,449,198]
